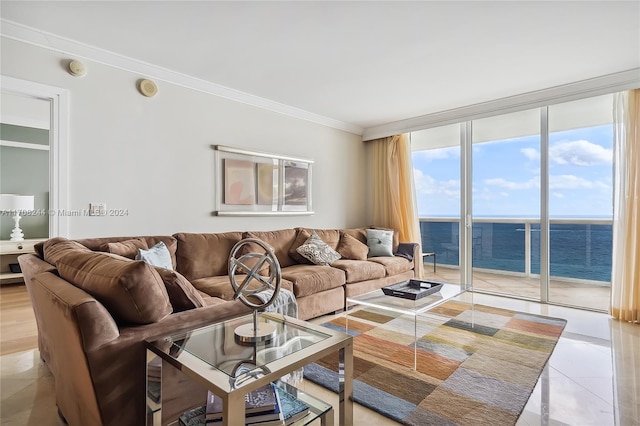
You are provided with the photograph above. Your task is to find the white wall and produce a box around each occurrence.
[1,38,367,238]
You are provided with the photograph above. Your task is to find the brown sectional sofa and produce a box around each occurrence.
[18,226,419,426]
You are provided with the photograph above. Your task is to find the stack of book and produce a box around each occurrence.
[178,383,310,426]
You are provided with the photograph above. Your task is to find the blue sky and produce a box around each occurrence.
[412,124,613,218]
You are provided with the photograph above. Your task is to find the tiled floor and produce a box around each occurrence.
[1,290,638,425]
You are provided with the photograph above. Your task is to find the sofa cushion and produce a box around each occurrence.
[136,241,173,270]
[74,235,179,268]
[101,238,149,259]
[243,229,298,268]
[54,250,172,325]
[281,264,345,298]
[98,238,147,259]
[191,275,294,300]
[308,229,342,249]
[296,231,341,266]
[336,232,369,260]
[330,259,386,283]
[174,232,244,280]
[366,229,394,257]
[288,228,313,264]
[154,267,206,312]
[367,256,413,276]
[42,238,91,265]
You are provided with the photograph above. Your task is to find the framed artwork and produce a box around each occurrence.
[282,161,310,211]
[224,159,255,205]
[213,145,313,216]
[256,163,278,205]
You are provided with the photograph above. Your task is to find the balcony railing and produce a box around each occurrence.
[419,217,613,285]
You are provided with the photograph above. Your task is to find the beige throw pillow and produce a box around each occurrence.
[55,250,172,325]
[102,238,149,259]
[336,232,369,260]
[154,267,206,312]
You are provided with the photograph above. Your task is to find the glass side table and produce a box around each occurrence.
[145,312,353,426]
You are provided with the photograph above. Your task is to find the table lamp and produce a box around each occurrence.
[0,194,35,241]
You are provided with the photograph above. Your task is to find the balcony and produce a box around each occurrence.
[419,218,612,312]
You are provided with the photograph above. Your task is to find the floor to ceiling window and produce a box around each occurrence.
[411,124,462,285]
[546,95,613,308]
[471,108,541,300]
[412,93,614,311]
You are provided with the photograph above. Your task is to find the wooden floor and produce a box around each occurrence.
[0,283,39,355]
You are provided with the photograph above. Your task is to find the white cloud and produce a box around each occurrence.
[413,169,459,197]
[549,174,602,189]
[521,148,540,161]
[551,192,565,198]
[550,140,612,166]
[484,177,539,190]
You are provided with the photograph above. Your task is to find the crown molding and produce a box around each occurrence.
[1,19,364,136]
[362,68,640,141]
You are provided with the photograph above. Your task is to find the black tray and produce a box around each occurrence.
[381,280,444,300]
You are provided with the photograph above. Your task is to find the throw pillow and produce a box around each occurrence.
[366,229,394,257]
[296,231,341,266]
[42,238,91,265]
[136,241,173,270]
[153,267,206,312]
[287,228,313,264]
[103,238,149,259]
[336,232,369,260]
[55,250,172,325]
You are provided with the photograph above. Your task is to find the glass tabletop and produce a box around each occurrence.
[152,313,332,381]
[346,281,467,316]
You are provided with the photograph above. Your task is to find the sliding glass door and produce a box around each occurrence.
[546,95,613,310]
[411,93,614,311]
[411,124,462,285]
[470,109,541,299]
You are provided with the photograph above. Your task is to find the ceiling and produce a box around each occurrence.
[1,1,639,134]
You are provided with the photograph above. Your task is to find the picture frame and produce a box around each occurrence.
[213,145,313,216]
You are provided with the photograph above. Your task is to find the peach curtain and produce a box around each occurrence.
[370,134,424,277]
[610,89,640,323]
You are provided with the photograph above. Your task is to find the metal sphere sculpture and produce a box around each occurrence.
[228,238,282,342]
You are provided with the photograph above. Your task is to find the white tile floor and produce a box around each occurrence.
[1,292,638,425]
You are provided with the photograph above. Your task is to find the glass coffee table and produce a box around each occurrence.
[346,281,469,370]
[145,312,353,426]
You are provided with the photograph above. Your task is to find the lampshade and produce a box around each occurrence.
[0,194,35,212]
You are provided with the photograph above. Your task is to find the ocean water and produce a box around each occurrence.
[420,221,612,282]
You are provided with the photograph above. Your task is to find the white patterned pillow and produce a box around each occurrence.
[296,231,341,266]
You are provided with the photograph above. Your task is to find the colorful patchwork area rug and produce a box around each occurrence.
[304,300,567,426]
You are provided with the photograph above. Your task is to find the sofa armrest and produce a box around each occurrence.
[397,242,421,276]
[29,271,117,426]
[84,299,250,426]
[31,271,121,353]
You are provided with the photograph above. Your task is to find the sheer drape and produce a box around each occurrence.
[610,89,639,323]
[370,134,423,277]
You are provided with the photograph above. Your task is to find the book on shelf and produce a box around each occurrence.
[207,384,284,425]
[178,405,206,426]
[178,383,311,426]
[206,383,278,421]
[274,386,310,425]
